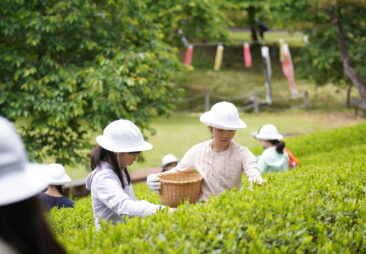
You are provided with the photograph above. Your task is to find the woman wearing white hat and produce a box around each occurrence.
[0,117,66,254]
[39,163,74,211]
[161,154,179,172]
[86,119,169,231]
[147,101,265,202]
[253,124,290,173]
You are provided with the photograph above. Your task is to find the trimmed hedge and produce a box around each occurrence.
[50,122,366,253]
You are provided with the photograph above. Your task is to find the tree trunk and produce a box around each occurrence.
[327,8,366,103]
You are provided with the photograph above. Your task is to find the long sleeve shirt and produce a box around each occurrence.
[257,147,289,174]
[167,139,263,202]
[86,162,163,230]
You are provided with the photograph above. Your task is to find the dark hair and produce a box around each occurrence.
[162,162,178,172]
[54,185,64,195]
[268,140,286,154]
[90,146,131,188]
[0,196,66,254]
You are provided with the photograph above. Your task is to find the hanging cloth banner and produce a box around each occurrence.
[243,42,252,67]
[184,44,194,66]
[214,44,224,71]
[261,46,272,104]
[280,43,299,95]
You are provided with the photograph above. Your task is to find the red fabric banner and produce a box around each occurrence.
[243,43,252,67]
[184,44,194,65]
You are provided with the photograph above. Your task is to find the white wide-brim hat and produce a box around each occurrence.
[161,154,179,167]
[200,101,246,130]
[253,124,283,140]
[96,119,153,153]
[0,164,49,206]
[0,117,50,206]
[47,163,72,185]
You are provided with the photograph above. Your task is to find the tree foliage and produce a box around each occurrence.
[146,0,230,45]
[0,0,183,165]
[273,0,366,100]
[221,0,277,28]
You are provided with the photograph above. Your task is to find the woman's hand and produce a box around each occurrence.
[147,174,161,193]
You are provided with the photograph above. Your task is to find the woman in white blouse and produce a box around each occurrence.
[86,119,172,231]
[147,101,265,202]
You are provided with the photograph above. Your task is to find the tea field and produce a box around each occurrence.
[50,122,366,253]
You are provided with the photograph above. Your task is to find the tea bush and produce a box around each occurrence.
[50,122,366,253]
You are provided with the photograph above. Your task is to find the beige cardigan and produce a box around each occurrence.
[164,139,263,201]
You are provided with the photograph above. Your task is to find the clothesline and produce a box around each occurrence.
[183,39,303,47]
[183,40,301,101]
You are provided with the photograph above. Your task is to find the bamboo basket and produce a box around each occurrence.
[158,172,203,208]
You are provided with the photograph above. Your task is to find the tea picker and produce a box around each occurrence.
[0,116,66,254]
[252,124,299,173]
[161,154,179,172]
[39,163,74,211]
[147,101,265,203]
[86,119,175,231]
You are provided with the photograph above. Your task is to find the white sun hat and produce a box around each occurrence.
[0,116,49,206]
[96,119,153,153]
[254,124,283,140]
[200,101,247,130]
[47,163,71,185]
[161,154,179,167]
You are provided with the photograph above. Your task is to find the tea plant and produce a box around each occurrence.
[50,122,366,253]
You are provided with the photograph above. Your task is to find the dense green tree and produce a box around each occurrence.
[146,0,230,45]
[222,1,275,29]
[0,0,182,165]
[274,0,366,102]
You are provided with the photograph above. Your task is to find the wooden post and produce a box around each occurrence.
[253,91,259,114]
[346,87,351,107]
[204,91,210,112]
[303,91,309,109]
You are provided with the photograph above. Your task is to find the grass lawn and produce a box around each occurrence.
[65,111,364,180]
[175,69,358,111]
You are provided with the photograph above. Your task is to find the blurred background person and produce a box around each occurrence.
[0,116,66,254]
[161,154,179,172]
[39,163,74,211]
[253,124,289,173]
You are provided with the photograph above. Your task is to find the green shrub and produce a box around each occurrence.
[286,121,366,157]
[50,122,366,253]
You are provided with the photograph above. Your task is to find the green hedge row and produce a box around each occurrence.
[50,122,366,253]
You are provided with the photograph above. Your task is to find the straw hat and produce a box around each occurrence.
[47,163,71,185]
[96,119,153,153]
[200,101,246,130]
[0,117,49,206]
[254,124,283,140]
[161,154,179,167]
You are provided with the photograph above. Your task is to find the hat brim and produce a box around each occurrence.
[200,112,247,130]
[50,175,71,185]
[254,133,284,140]
[161,160,179,167]
[96,136,153,153]
[0,163,49,206]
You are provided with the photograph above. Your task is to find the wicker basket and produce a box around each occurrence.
[158,172,203,208]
